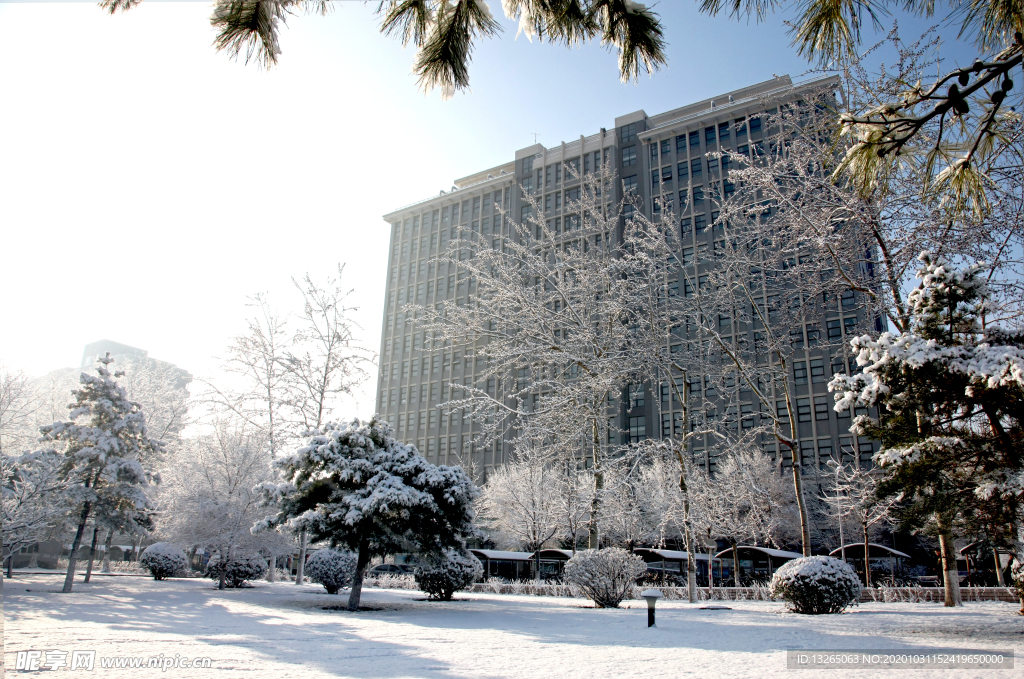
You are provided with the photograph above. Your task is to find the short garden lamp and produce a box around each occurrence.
[641,589,663,627]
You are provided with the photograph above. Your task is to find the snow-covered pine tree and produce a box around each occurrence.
[831,253,1024,606]
[256,417,478,610]
[39,354,162,593]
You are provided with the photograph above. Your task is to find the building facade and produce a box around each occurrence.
[376,74,877,480]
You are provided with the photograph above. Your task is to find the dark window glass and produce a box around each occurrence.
[689,130,700,148]
[622,145,637,166]
[718,121,730,140]
[691,158,702,178]
[676,135,686,154]
[705,126,716,145]
[621,123,637,143]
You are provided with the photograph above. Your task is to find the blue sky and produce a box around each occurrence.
[0,1,975,417]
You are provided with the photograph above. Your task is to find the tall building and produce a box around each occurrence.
[81,339,192,391]
[377,74,877,479]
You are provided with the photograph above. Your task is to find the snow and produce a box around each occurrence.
[714,546,803,560]
[5,573,1024,678]
[470,549,535,561]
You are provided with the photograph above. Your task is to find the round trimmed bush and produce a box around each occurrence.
[564,548,646,608]
[304,549,357,594]
[1011,560,1024,615]
[140,543,187,580]
[769,556,862,614]
[415,549,482,601]
[206,551,267,588]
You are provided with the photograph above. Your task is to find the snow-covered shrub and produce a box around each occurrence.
[563,548,646,608]
[206,551,267,588]
[770,556,861,614]
[415,549,482,601]
[1011,560,1024,614]
[139,543,187,580]
[304,549,357,594]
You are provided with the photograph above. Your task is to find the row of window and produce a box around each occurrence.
[648,117,763,166]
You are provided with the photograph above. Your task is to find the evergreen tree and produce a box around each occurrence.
[39,354,163,593]
[256,417,478,610]
[831,252,1024,605]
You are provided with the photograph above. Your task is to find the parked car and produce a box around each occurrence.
[369,563,417,575]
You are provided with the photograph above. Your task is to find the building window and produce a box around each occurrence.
[522,156,534,174]
[689,130,700,148]
[676,134,686,154]
[793,360,808,385]
[621,123,637,143]
[651,168,660,190]
[661,166,672,184]
[810,358,825,383]
[735,118,748,140]
[650,143,659,164]
[629,383,645,409]
[677,161,689,183]
[622,175,637,193]
[621,145,637,167]
[690,158,703,179]
[749,116,762,135]
[660,139,671,156]
[705,126,716,145]
[844,316,858,335]
[718,121,730,141]
[796,398,811,423]
[814,396,829,421]
[694,214,706,232]
[827,319,842,340]
[628,416,646,443]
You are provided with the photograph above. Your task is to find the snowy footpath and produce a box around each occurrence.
[3,573,1022,678]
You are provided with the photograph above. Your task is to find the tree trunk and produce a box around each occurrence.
[708,546,715,596]
[84,525,99,583]
[101,530,114,573]
[5,555,12,578]
[535,548,541,582]
[267,551,277,583]
[993,548,1005,587]
[938,524,961,607]
[347,541,370,611]
[295,530,307,585]
[588,473,603,548]
[62,501,92,593]
[862,522,871,588]
[786,443,811,556]
[731,540,741,588]
[219,544,234,591]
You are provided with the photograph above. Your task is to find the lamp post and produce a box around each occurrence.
[641,589,663,627]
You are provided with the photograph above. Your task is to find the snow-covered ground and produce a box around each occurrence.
[3,573,1022,678]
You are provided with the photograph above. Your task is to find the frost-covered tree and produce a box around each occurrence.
[285,264,372,434]
[552,458,594,554]
[257,418,478,610]
[39,355,162,593]
[160,419,290,589]
[831,252,1024,605]
[416,164,634,547]
[701,0,1023,215]
[687,100,887,555]
[820,460,898,586]
[1,449,69,577]
[476,442,559,579]
[205,294,294,460]
[0,365,40,457]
